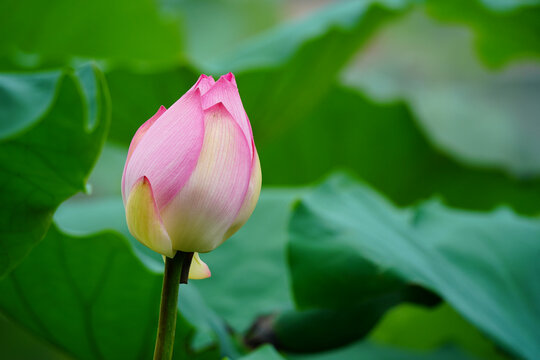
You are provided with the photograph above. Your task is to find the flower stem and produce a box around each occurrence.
[153,251,193,360]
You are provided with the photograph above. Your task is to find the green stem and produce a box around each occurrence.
[153,251,193,360]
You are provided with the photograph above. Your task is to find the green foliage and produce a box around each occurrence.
[230,0,406,148]
[104,3,540,217]
[369,303,510,360]
[287,174,540,359]
[164,0,281,66]
[0,70,59,138]
[0,65,109,278]
[1,0,539,359]
[272,285,438,353]
[342,9,540,176]
[0,313,72,359]
[260,85,540,214]
[236,345,285,360]
[0,224,219,360]
[288,341,474,360]
[205,0,411,73]
[0,0,182,64]
[104,0,412,147]
[427,0,540,67]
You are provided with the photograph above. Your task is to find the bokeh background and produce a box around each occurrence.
[1,0,539,359]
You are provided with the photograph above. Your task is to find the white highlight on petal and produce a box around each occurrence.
[225,149,262,239]
[161,103,252,253]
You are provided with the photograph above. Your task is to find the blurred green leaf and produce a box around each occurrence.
[0,313,73,360]
[0,71,60,138]
[236,345,284,360]
[288,341,474,360]
[369,303,510,360]
[0,0,182,64]
[204,0,411,74]
[104,0,411,147]
[79,143,128,198]
[268,286,438,353]
[102,2,540,216]
[161,0,281,67]
[0,65,109,278]
[261,85,540,214]
[426,0,540,67]
[218,0,412,146]
[344,10,540,176]
[0,224,219,360]
[288,174,540,359]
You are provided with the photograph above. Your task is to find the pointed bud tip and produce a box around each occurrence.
[222,72,236,86]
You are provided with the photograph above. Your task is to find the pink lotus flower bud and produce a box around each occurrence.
[122,73,261,279]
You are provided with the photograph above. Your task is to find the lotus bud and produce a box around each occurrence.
[122,73,262,279]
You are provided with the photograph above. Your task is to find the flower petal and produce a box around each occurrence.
[225,148,262,239]
[194,74,216,95]
[125,177,175,258]
[222,72,237,86]
[161,103,252,252]
[200,74,253,158]
[160,252,211,279]
[123,89,205,209]
[122,105,166,202]
[125,105,167,163]
[188,253,211,279]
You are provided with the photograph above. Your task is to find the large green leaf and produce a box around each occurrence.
[161,0,281,67]
[0,224,219,360]
[0,313,72,360]
[264,287,438,353]
[369,303,510,360]
[0,0,182,64]
[203,0,411,74]
[287,174,540,359]
[426,0,540,68]
[104,0,411,147]
[236,345,285,360]
[209,0,411,147]
[102,3,540,216]
[288,341,474,360]
[261,85,540,214]
[344,9,540,176]
[0,65,109,278]
[0,71,60,138]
